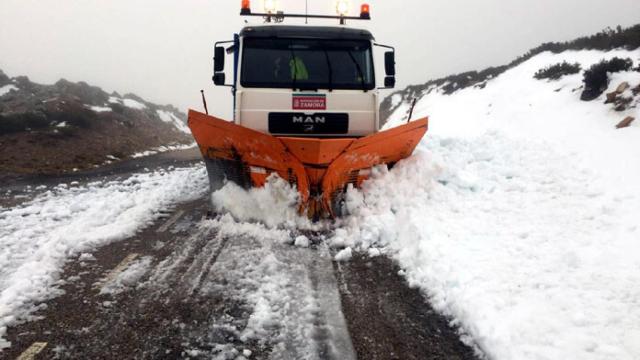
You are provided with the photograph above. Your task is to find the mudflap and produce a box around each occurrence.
[188,110,428,219]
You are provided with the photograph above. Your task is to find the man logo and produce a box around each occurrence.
[293,116,326,124]
[304,124,314,132]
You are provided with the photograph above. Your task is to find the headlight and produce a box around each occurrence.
[336,0,350,16]
[264,0,277,14]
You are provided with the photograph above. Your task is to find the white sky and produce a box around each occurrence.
[1,0,639,119]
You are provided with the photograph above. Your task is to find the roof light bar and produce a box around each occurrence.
[239,0,371,23]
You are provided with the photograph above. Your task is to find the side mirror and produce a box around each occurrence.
[384,51,395,76]
[213,72,226,86]
[214,46,225,72]
[384,76,396,88]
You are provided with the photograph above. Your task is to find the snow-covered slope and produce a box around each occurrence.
[334,49,640,359]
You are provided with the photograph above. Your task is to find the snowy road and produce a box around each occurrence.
[0,151,474,359]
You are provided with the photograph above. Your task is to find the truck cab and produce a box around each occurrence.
[213,24,396,138]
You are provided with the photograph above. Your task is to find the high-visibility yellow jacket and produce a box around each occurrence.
[290,57,309,80]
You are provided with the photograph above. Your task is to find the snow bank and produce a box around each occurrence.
[157,110,191,134]
[0,166,207,349]
[130,142,196,158]
[338,49,640,360]
[0,84,18,97]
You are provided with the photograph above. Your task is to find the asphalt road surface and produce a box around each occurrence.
[1,150,476,360]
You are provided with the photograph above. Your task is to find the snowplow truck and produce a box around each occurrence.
[188,2,428,219]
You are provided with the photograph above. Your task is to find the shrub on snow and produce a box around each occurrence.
[580,57,634,101]
[534,61,582,81]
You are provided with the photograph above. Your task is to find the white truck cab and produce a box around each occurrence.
[213,24,396,138]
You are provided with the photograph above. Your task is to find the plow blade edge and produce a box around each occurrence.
[188,110,427,218]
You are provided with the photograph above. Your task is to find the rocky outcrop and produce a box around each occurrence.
[0,70,192,175]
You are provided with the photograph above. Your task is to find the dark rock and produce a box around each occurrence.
[616,116,635,128]
[615,81,630,93]
[613,97,633,111]
[605,91,618,104]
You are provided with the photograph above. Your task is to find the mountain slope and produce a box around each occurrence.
[0,71,192,176]
[381,24,640,122]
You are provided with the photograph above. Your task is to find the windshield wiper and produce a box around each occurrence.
[347,50,367,92]
[322,46,334,92]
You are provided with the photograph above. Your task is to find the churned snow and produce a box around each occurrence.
[157,109,191,134]
[0,84,18,97]
[197,215,355,359]
[211,174,316,230]
[99,256,153,295]
[0,166,207,348]
[335,49,640,360]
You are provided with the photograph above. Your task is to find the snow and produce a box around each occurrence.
[195,215,355,359]
[55,121,67,128]
[210,174,316,230]
[294,235,310,248]
[108,96,146,110]
[0,165,207,348]
[335,49,640,360]
[157,109,191,133]
[123,98,146,110]
[334,247,352,262]
[99,256,153,295]
[87,105,112,113]
[130,142,197,158]
[0,84,18,97]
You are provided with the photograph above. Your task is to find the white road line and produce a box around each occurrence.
[93,253,139,290]
[16,342,47,360]
[156,210,185,233]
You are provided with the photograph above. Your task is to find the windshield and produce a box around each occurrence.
[241,38,375,91]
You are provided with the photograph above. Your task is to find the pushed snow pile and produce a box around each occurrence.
[211,175,316,230]
[338,49,640,360]
[0,166,206,349]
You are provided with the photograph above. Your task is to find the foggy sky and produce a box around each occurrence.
[1,0,639,118]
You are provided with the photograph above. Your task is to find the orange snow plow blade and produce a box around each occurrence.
[188,110,428,218]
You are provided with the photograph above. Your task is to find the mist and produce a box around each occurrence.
[1,0,638,119]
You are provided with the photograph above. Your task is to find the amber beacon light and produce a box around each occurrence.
[360,3,370,19]
[241,0,251,14]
